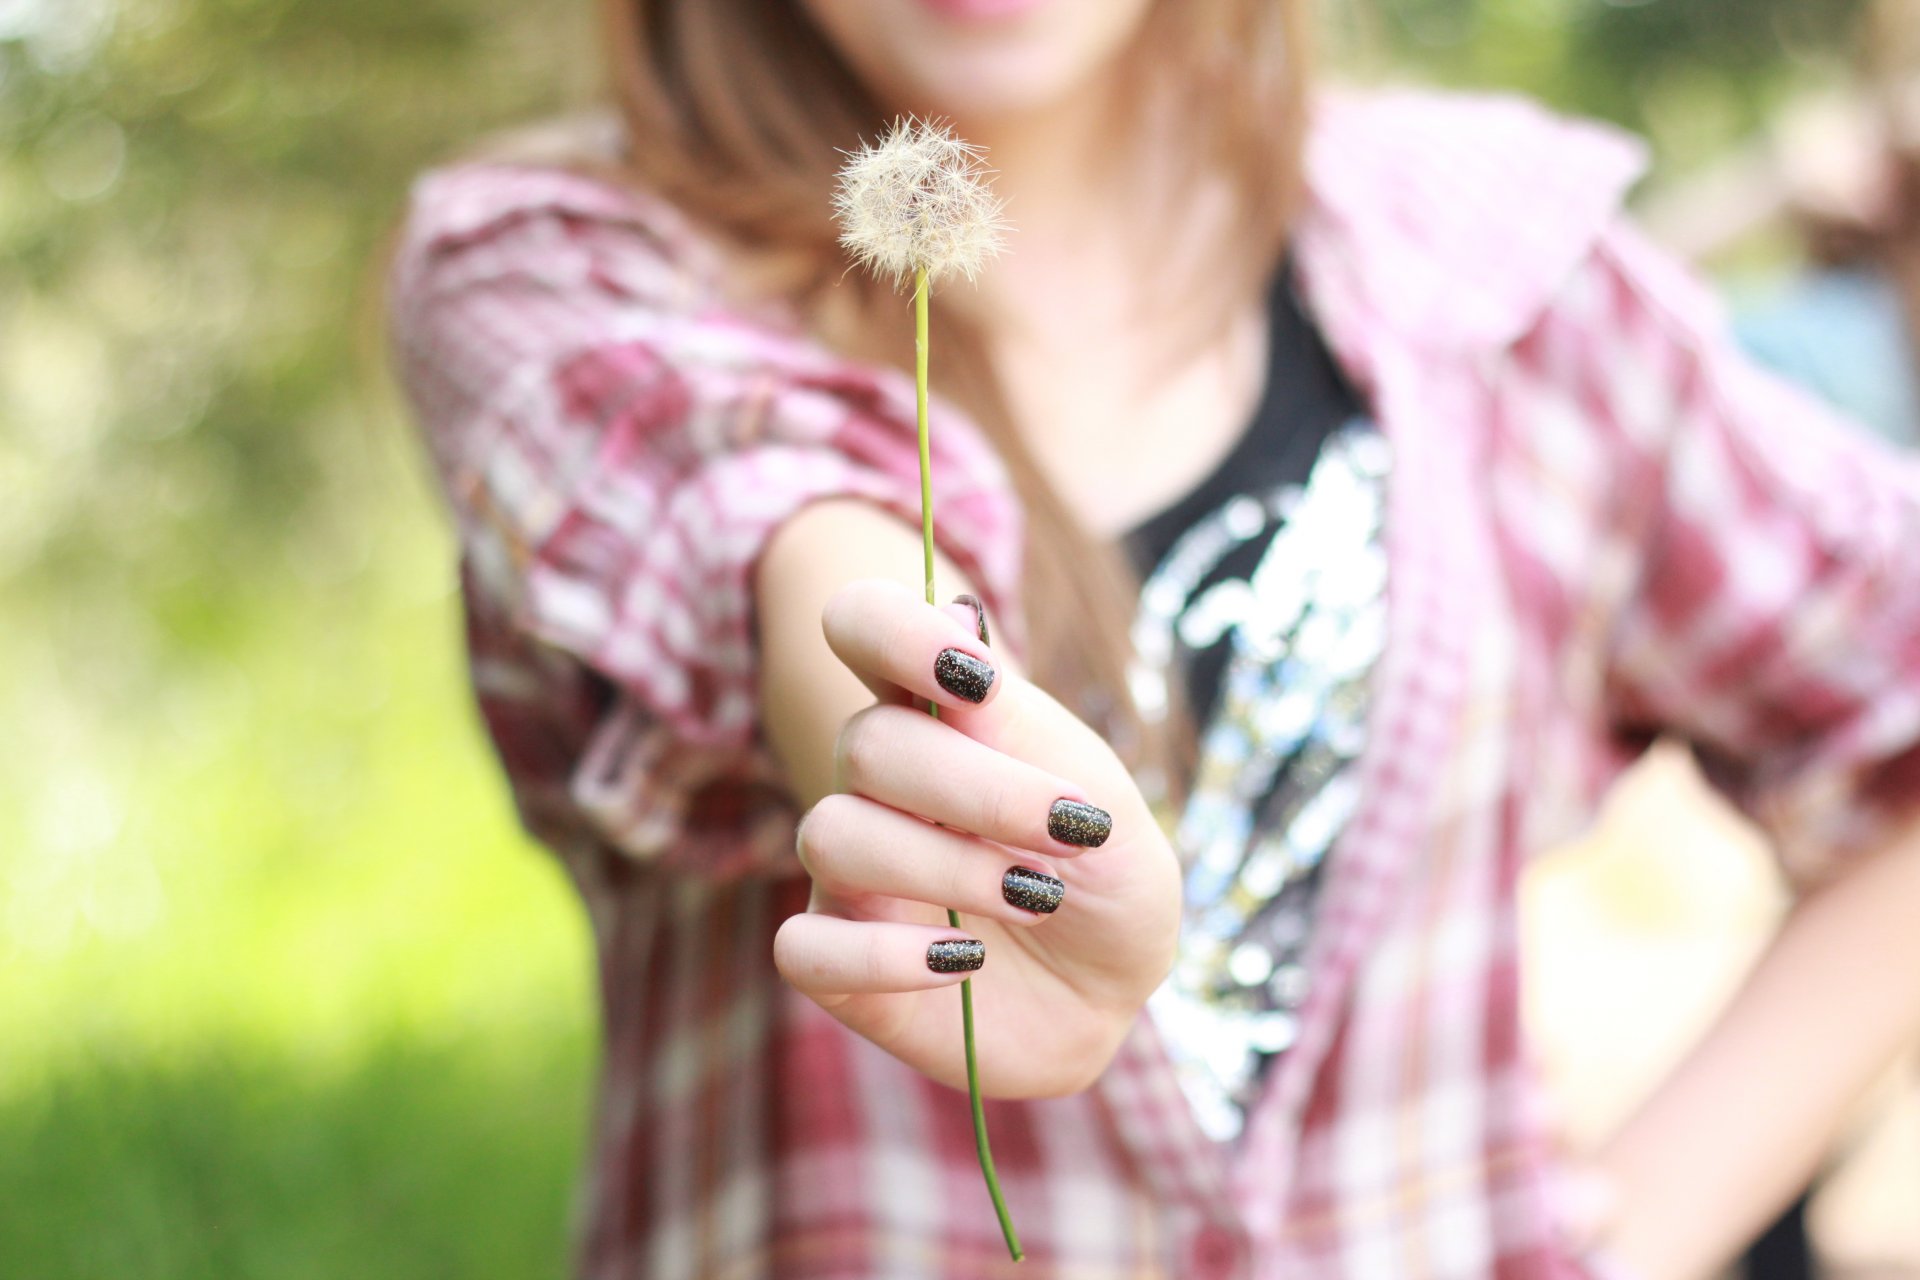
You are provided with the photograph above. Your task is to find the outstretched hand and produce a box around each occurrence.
[773,579,1183,1098]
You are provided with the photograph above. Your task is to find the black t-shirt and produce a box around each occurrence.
[1122,257,1366,721]
[1121,255,1390,1142]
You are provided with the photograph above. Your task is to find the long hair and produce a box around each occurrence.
[601,0,1311,800]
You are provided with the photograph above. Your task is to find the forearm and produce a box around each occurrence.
[1594,814,1920,1280]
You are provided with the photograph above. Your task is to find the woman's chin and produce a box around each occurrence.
[802,0,1151,130]
[881,52,1103,125]
[914,0,1053,21]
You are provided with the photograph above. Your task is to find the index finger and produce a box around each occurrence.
[821,579,1003,713]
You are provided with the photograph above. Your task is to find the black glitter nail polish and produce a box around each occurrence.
[927,938,986,973]
[934,648,994,703]
[953,593,990,645]
[1047,798,1112,848]
[1002,866,1065,914]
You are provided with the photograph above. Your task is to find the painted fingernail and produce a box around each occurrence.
[927,938,986,973]
[1047,798,1112,848]
[1002,866,1065,914]
[954,593,990,645]
[934,648,994,703]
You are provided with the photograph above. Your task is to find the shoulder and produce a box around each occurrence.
[389,134,730,320]
[1295,85,1653,358]
[386,131,1029,632]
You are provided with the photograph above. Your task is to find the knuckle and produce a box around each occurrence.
[836,704,913,791]
[857,928,893,990]
[939,847,975,911]
[822,578,900,643]
[880,607,926,678]
[794,793,855,880]
[833,707,885,789]
[819,579,868,644]
[979,777,1030,841]
[771,914,808,983]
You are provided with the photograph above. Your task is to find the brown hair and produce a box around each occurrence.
[601,0,1311,799]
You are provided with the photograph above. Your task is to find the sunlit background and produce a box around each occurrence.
[2,0,1915,1275]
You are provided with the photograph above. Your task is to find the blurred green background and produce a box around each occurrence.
[0,0,1871,1275]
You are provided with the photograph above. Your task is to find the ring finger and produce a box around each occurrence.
[798,792,1069,924]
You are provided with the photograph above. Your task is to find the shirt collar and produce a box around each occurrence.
[1293,88,1650,374]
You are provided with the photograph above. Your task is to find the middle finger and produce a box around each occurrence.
[835,703,1115,856]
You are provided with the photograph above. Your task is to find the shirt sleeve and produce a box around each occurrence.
[1525,216,1920,892]
[386,162,1024,878]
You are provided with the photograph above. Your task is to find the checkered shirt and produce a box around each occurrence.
[386,88,1920,1280]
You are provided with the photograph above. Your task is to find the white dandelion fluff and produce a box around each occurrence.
[832,116,1009,289]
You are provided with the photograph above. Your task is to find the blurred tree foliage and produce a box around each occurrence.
[1349,0,1867,168]
[2,0,597,646]
[2,1,604,1276]
[0,0,1873,1276]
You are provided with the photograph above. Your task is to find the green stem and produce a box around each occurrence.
[914,265,1023,1263]
[915,269,936,611]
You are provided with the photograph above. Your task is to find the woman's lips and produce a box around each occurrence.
[917,0,1047,21]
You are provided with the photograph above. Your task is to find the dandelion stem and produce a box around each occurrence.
[914,264,1023,1264]
[916,269,936,611]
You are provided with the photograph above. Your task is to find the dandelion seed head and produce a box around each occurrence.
[832,116,1009,289]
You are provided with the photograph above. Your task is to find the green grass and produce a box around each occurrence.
[0,467,599,1279]
[0,1035,591,1280]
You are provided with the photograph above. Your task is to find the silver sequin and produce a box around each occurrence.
[1134,421,1390,1141]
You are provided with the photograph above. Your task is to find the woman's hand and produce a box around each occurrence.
[771,578,1183,1099]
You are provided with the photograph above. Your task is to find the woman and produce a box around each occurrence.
[387,1,1920,1277]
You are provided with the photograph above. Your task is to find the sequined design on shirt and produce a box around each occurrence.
[1132,421,1389,1141]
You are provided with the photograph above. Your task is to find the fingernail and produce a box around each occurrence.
[927,938,986,972]
[1048,798,1112,848]
[934,648,994,703]
[1002,866,1065,914]
[953,593,990,645]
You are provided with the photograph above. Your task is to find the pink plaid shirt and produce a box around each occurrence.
[388,89,1920,1280]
